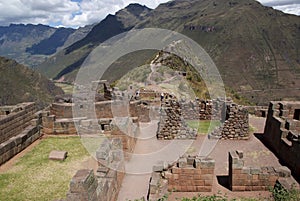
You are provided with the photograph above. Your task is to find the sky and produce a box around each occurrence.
[0,0,299,28]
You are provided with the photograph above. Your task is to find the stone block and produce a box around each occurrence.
[250,167,261,174]
[49,150,68,161]
[232,186,245,191]
[274,166,291,178]
[178,157,187,168]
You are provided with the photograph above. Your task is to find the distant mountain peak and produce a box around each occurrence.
[117,3,152,18]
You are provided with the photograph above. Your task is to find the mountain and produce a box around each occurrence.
[37,3,153,81]
[0,24,93,67]
[37,0,300,105]
[0,57,63,107]
[135,0,300,104]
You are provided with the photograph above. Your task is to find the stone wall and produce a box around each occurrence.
[157,99,197,140]
[229,150,293,191]
[263,101,300,180]
[210,103,249,140]
[245,106,268,117]
[110,117,139,160]
[66,138,125,201]
[180,99,223,120]
[42,112,79,135]
[50,100,150,123]
[148,156,215,200]
[0,108,42,165]
[0,102,37,144]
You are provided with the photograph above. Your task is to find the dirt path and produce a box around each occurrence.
[117,116,290,200]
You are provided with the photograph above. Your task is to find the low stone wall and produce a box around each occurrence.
[148,156,215,200]
[66,138,125,201]
[42,111,78,135]
[0,102,37,144]
[50,100,151,123]
[263,101,300,180]
[0,111,42,165]
[210,103,249,140]
[229,150,292,191]
[157,99,197,140]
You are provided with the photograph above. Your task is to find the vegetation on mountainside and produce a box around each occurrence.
[0,57,63,107]
[37,0,300,105]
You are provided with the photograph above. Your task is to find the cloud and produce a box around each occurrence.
[0,0,298,28]
[258,0,300,16]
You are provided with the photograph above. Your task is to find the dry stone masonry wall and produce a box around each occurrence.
[180,99,223,120]
[210,103,249,140]
[157,99,197,140]
[263,101,300,180]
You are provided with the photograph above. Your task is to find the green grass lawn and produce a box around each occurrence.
[0,136,90,201]
[187,120,221,134]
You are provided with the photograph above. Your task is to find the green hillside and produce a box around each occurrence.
[0,57,63,107]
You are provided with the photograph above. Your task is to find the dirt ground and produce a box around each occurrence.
[117,116,297,200]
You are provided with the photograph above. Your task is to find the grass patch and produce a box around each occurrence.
[0,136,90,201]
[187,120,221,134]
[55,82,74,94]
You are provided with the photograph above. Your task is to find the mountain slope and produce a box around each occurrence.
[37,0,300,104]
[135,0,300,104]
[0,57,63,107]
[0,24,93,67]
[37,3,152,80]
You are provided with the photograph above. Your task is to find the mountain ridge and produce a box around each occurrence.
[36,0,300,104]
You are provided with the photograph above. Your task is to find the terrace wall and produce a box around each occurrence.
[263,101,300,180]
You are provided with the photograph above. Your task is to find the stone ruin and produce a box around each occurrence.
[210,102,249,140]
[229,150,297,191]
[263,101,300,180]
[148,156,215,200]
[157,97,250,140]
[147,150,297,200]
[157,99,197,140]
[66,138,125,201]
[0,102,42,165]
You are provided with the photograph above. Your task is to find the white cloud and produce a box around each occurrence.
[0,0,298,28]
[258,0,300,15]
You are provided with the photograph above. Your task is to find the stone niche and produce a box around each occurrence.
[263,101,300,180]
[148,156,215,200]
